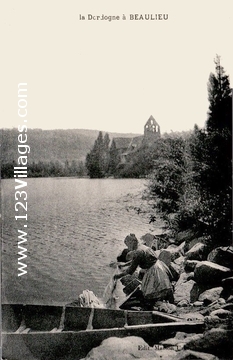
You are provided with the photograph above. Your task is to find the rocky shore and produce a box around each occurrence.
[81,231,233,360]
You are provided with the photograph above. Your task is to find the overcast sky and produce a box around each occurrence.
[1,0,232,134]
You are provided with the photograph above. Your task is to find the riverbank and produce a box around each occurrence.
[82,230,233,360]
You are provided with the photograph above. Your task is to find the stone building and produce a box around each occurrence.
[144,115,161,143]
[112,115,160,164]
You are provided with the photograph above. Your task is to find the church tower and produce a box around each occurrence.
[144,115,160,141]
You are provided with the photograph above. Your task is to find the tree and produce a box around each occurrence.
[64,160,70,176]
[190,56,232,245]
[103,133,110,174]
[108,139,119,176]
[207,55,232,133]
[147,137,187,218]
[117,142,160,178]
[77,161,86,176]
[85,131,110,178]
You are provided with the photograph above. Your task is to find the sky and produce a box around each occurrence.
[1,0,233,135]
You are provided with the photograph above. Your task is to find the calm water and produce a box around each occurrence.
[2,178,162,305]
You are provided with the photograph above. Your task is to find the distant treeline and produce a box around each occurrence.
[1,160,87,178]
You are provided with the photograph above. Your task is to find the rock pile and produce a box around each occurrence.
[156,235,233,359]
[167,241,233,305]
[81,234,233,359]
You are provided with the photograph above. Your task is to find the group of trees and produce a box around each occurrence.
[147,56,232,246]
[85,129,194,180]
[1,160,86,178]
[85,132,170,178]
[85,132,122,178]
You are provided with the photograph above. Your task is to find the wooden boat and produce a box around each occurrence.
[2,303,204,360]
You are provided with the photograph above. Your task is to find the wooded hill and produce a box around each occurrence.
[1,128,139,164]
[0,127,195,178]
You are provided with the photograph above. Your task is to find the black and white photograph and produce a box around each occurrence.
[1,1,233,359]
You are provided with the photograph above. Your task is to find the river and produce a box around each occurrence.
[1,177,162,305]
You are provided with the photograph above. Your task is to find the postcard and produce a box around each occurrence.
[1,1,232,359]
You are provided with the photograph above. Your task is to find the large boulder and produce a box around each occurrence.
[184,260,200,272]
[185,243,208,261]
[198,287,223,305]
[174,256,185,266]
[222,276,233,290]
[180,312,204,321]
[184,328,233,358]
[177,241,186,256]
[226,295,233,303]
[207,246,233,269]
[173,350,219,360]
[160,332,201,348]
[189,282,208,303]
[174,272,196,304]
[193,301,204,307]
[80,336,177,360]
[184,236,209,253]
[194,261,232,287]
[175,230,197,246]
[200,298,226,316]
[163,245,181,261]
[152,349,178,360]
[154,301,177,314]
[221,302,233,310]
[221,276,233,298]
[80,336,155,359]
[210,308,232,319]
[204,315,227,330]
[186,272,194,281]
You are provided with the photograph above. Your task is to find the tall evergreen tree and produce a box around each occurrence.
[191,56,232,245]
[109,139,119,176]
[103,133,110,173]
[86,131,110,178]
[103,133,110,149]
[207,55,232,133]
